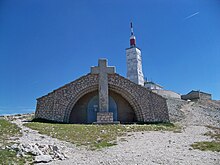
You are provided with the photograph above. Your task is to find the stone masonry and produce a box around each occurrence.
[96,112,113,124]
[35,59,169,123]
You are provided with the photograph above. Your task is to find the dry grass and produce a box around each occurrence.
[191,141,220,152]
[0,119,21,147]
[25,122,180,150]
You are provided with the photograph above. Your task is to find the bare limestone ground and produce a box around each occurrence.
[9,100,220,165]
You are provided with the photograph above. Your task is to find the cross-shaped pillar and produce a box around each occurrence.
[91,59,115,112]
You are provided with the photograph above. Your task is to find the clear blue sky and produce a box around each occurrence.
[0,0,220,115]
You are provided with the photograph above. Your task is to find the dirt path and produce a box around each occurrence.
[10,117,88,162]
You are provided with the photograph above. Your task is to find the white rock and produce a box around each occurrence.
[32,144,43,155]
[35,155,52,163]
[55,152,65,160]
[10,144,18,150]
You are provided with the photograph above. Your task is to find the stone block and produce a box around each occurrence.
[94,112,120,124]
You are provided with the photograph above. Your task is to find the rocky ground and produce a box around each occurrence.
[3,99,220,164]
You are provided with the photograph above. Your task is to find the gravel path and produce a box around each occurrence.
[43,126,219,165]
[11,100,220,165]
[11,118,77,153]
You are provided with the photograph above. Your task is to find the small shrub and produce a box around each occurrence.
[191,141,220,152]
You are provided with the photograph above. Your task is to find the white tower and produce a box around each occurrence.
[126,22,145,86]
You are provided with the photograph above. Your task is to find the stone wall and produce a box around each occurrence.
[35,74,99,122]
[35,73,169,123]
[200,92,212,100]
[166,98,187,122]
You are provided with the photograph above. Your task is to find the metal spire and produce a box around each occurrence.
[130,22,134,36]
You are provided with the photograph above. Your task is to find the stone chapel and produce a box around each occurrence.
[35,23,169,124]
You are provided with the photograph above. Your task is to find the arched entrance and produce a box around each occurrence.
[87,95,118,123]
[68,88,138,124]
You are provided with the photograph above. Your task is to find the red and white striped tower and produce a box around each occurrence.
[130,22,136,47]
[126,22,144,86]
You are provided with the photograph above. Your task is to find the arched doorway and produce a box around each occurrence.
[68,90,137,124]
[87,95,98,123]
[87,95,118,123]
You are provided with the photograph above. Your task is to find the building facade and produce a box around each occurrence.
[181,90,212,101]
[35,59,169,124]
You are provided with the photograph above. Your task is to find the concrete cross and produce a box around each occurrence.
[91,59,115,112]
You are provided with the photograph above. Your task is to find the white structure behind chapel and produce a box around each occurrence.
[144,81,163,90]
[125,22,181,100]
[126,22,144,86]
